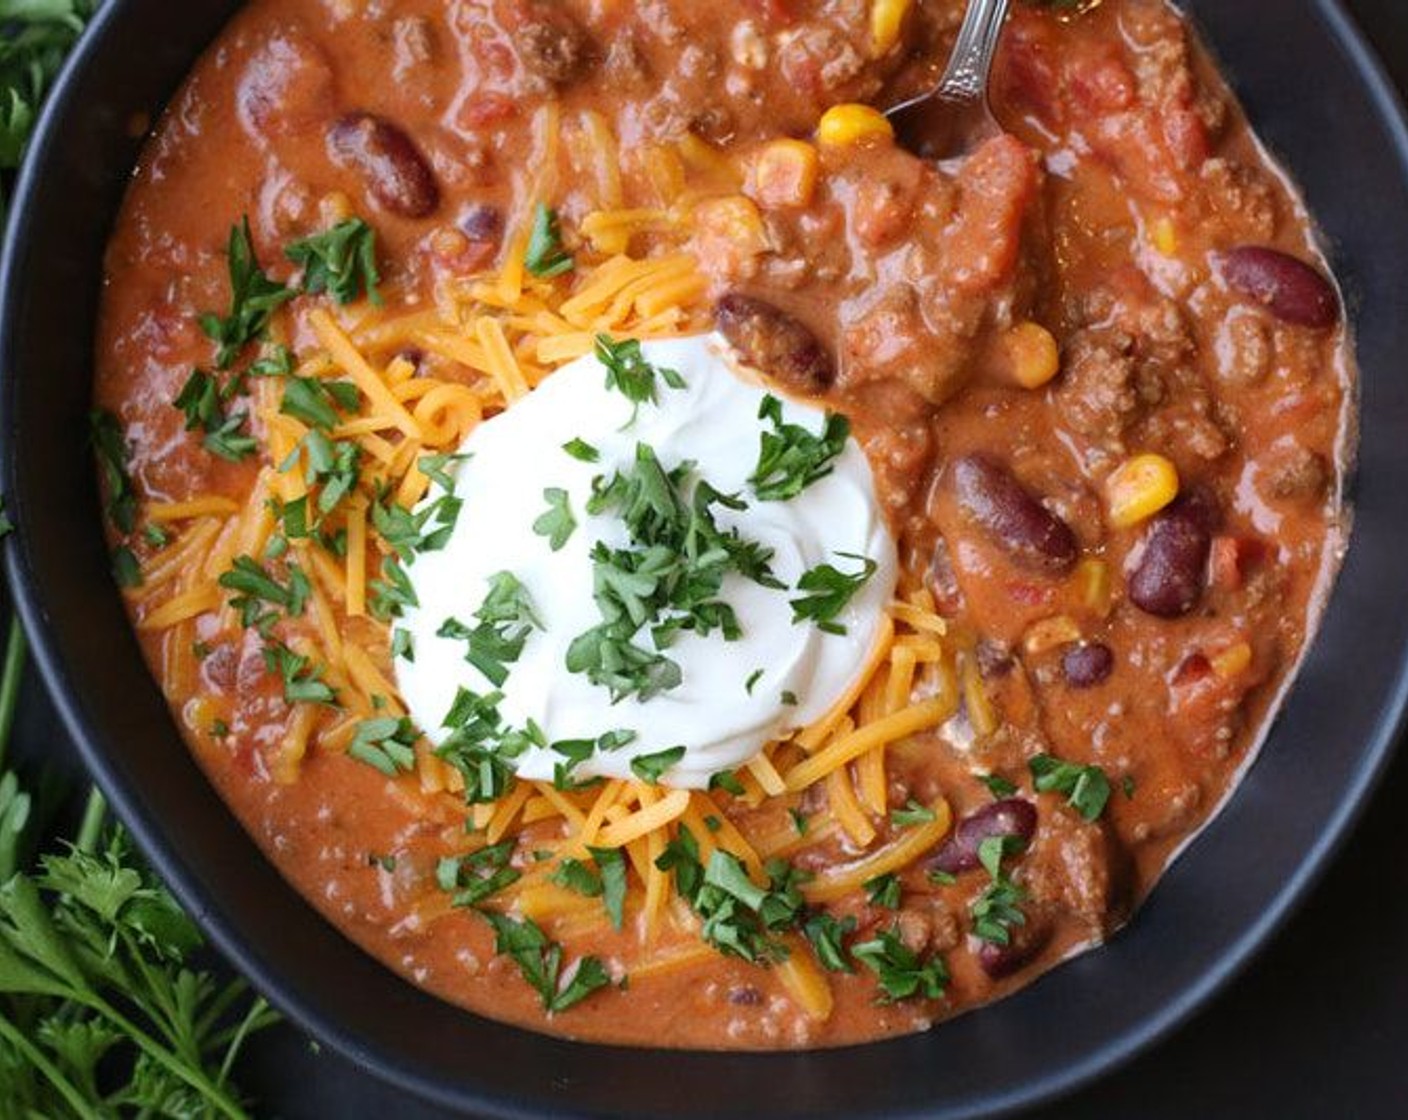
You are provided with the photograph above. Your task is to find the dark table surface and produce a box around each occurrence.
[10,1,1408,1117]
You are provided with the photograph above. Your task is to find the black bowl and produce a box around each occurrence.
[5,2,1408,1116]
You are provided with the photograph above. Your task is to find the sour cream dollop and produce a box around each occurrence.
[394,333,897,788]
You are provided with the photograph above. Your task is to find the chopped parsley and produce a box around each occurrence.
[744,668,764,695]
[218,555,310,635]
[111,546,142,589]
[173,369,257,461]
[890,799,937,828]
[749,395,851,501]
[863,872,902,909]
[262,642,338,707]
[436,842,521,908]
[438,571,540,687]
[524,203,574,278]
[629,745,686,785]
[348,716,418,777]
[563,437,600,463]
[802,913,856,973]
[391,627,415,662]
[1029,754,1112,822]
[433,689,548,806]
[418,450,470,491]
[595,335,685,422]
[480,912,612,1013]
[285,217,381,305]
[373,492,462,560]
[280,376,358,432]
[369,555,418,621]
[588,847,628,931]
[91,410,137,534]
[851,926,949,1003]
[532,487,577,551]
[790,554,878,636]
[970,836,1028,947]
[789,808,810,836]
[568,444,779,702]
[199,217,294,369]
[980,773,1019,799]
[552,858,602,898]
[709,770,745,797]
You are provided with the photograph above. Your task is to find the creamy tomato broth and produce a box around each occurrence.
[93,0,1352,1049]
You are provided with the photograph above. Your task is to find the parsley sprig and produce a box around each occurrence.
[0,612,276,1117]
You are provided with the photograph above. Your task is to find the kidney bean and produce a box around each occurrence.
[1063,642,1114,688]
[328,113,440,219]
[459,203,503,245]
[1218,246,1339,329]
[714,293,834,393]
[1128,487,1219,618]
[929,799,1038,876]
[951,455,1079,574]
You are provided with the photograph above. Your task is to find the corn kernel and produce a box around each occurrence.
[870,0,914,56]
[1024,615,1082,655]
[1002,321,1061,389]
[817,103,894,149]
[1076,558,1113,618]
[1150,216,1178,257]
[1107,453,1180,529]
[1210,641,1253,679]
[752,139,820,210]
[319,190,355,225]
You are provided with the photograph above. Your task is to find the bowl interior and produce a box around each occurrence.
[5,2,1408,1117]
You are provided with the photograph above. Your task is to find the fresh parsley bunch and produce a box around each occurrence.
[0,617,278,1117]
[0,0,100,208]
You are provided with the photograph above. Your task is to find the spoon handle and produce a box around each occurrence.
[936,0,1013,104]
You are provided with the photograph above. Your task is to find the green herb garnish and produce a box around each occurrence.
[199,217,294,369]
[524,203,574,278]
[285,218,381,305]
[629,745,686,785]
[595,334,685,421]
[1029,754,1112,821]
[480,912,612,1012]
[851,926,949,1003]
[864,872,902,909]
[348,716,418,776]
[750,395,850,501]
[790,554,877,636]
[532,487,577,551]
[891,799,937,827]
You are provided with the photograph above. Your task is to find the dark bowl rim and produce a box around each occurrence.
[4,0,1408,1116]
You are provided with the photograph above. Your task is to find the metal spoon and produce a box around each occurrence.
[886,0,1013,161]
